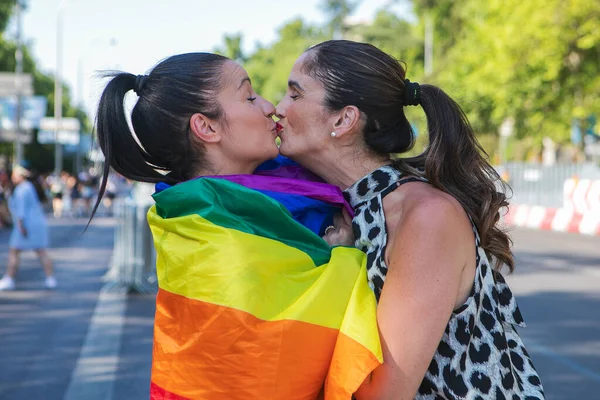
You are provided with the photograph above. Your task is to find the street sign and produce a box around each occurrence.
[0,73,33,97]
[64,133,91,153]
[39,117,81,132]
[0,96,47,130]
[38,130,80,146]
[0,130,32,144]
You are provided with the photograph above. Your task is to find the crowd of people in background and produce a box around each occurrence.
[0,167,132,224]
[46,169,130,218]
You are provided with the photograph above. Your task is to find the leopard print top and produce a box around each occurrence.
[343,165,545,400]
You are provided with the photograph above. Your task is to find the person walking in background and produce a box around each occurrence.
[0,164,56,291]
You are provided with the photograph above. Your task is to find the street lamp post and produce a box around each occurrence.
[14,0,24,166]
[54,0,68,177]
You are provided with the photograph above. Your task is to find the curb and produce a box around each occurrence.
[503,205,600,236]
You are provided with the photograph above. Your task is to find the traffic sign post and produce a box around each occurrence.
[0,71,34,167]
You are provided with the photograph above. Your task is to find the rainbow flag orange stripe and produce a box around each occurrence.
[148,178,382,399]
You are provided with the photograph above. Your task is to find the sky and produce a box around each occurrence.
[8,0,412,121]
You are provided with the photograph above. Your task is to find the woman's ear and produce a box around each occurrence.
[332,105,361,138]
[190,113,221,143]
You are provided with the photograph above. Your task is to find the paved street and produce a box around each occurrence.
[0,219,597,400]
[0,217,155,400]
[507,228,600,400]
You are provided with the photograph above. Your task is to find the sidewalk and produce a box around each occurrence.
[0,217,156,400]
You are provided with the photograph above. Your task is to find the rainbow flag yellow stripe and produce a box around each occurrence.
[148,178,382,399]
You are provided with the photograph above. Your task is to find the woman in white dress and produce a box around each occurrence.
[0,165,56,291]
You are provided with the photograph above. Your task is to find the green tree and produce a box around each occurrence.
[412,0,600,159]
[214,33,246,64]
[0,0,17,33]
[320,0,361,37]
[243,18,327,103]
[0,2,89,171]
[346,10,423,77]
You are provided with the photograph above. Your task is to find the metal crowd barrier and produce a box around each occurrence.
[499,162,600,208]
[104,197,157,294]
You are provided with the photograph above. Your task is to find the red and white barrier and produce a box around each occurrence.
[503,205,600,236]
[563,178,600,214]
[503,178,600,236]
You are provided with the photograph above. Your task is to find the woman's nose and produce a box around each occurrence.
[275,103,285,119]
[263,99,276,117]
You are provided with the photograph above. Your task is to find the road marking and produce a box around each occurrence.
[63,286,127,400]
[529,342,600,384]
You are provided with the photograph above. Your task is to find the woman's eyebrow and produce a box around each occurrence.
[288,80,304,92]
[237,77,251,90]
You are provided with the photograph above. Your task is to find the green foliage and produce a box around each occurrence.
[347,9,422,72]
[0,0,17,34]
[414,0,600,152]
[0,2,89,170]
[243,18,328,103]
[213,0,600,161]
[214,33,246,64]
[320,0,361,37]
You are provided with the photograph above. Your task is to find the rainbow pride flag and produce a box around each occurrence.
[148,176,382,399]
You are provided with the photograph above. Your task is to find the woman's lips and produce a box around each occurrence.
[275,122,283,133]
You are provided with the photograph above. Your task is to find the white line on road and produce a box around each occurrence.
[529,342,600,384]
[63,286,127,400]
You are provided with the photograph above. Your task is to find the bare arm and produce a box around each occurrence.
[355,196,472,400]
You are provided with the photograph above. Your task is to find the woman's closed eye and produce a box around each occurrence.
[246,90,257,102]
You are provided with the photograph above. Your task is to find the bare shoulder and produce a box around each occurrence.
[384,182,474,263]
[402,184,465,226]
[384,181,467,231]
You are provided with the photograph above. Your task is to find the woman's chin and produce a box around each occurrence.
[266,144,280,160]
[277,142,291,157]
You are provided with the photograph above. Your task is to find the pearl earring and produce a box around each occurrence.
[331,132,336,137]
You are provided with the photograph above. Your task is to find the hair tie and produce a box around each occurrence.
[134,74,149,96]
[403,79,420,106]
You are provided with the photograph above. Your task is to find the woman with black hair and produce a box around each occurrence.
[92,52,280,207]
[0,164,55,291]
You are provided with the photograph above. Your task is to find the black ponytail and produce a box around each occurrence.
[90,52,229,223]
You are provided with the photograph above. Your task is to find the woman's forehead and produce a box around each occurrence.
[220,61,249,89]
[290,56,322,91]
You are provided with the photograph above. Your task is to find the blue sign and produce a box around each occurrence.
[0,96,47,130]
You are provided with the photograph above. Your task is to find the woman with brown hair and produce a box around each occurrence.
[277,40,545,399]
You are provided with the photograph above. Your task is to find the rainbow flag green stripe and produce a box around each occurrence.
[153,177,332,266]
